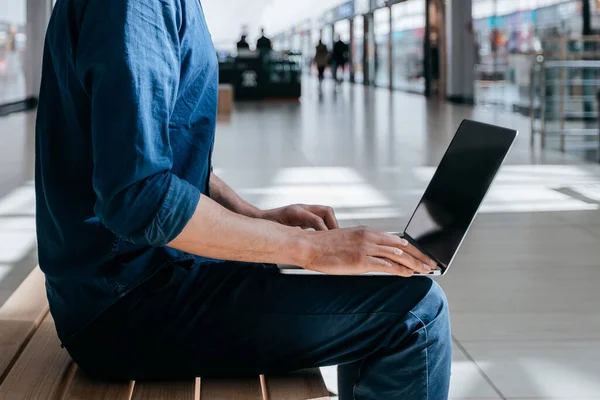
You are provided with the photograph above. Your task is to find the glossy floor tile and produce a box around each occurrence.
[451,311,600,342]
[0,112,33,199]
[460,341,600,399]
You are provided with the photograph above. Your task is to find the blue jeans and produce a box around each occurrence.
[66,262,452,399]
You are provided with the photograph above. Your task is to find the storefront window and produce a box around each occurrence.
[301,31,313,70]
[353,16,365,83]
[335,20,351,42]
[311,24,321,47]
[391,0,426,93]
[0,0,27,105]
[283,33,293,51]
[374,7,390,88]
[472,0,580,109]
[322,25,333,50]
[291,32,302,53]
[273,35,285,51]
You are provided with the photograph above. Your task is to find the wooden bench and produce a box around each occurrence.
[0,267,330,399]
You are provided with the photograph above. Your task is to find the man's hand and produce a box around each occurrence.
[260,204,339,231]
[168,195,433,278]
[301,226,437,277]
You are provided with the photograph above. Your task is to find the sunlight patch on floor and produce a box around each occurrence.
[240,167,395,215]
[272,167,364,185]
[0,185,37,265]
[523,359,600,397]
[0,229,36,264]
[0,185,35,216]
[410,165,600,213]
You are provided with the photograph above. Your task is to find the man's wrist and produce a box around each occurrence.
[286,229,316,268]
[246,206,265,219]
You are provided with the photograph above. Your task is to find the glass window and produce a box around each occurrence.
[391,0,426,93]
[291,32,302,52]
[353,16,364,83]
[374,7,390,88]
[472,0,580,109]
[334,19,351,42]
[322,25,333,50]
[311,24,321,48]
[302,30,313,70]
[0,0,27,105]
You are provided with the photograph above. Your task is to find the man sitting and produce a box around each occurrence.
[35,1,452,398]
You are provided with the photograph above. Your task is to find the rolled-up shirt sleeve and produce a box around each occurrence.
[76,0,200,247]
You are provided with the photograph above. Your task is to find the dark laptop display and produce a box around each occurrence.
[404,120,517,270]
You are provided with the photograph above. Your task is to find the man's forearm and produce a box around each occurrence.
[167,192,434,276]
[168,194,312,267]
[209,173,262,218]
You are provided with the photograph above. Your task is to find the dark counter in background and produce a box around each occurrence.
[218,51,302,101]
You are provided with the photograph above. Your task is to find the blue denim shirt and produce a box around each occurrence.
[36,0,218,344]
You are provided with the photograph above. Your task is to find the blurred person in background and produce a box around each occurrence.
[332,35,350,85]
[35,0,451,398]
[256,27,272,53]
[236,34,250,51]
[314,39,329,90]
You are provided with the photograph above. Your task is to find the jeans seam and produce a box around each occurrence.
[353,358,366,400]
[408,310,429,400]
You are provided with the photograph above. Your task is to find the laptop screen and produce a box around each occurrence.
[404,120,517,268]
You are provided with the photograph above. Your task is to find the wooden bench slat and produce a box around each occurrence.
[199,377,262,400]
[63,368,134,400]
[0,267,49,383]
[0,314,73,399]
[263,369,329,400]
[131,380,196,400]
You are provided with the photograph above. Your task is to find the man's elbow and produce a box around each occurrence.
[95,173,200,247]
[96,200,169,248]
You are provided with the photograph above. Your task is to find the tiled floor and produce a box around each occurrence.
[0,55,27,105]
[1,77,600,398]
[0,110,36,306]
[0,112,33,199]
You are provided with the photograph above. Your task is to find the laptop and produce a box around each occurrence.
[278,119,518,276]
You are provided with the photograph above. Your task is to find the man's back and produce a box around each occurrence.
[36,0,219,344]
[315,44,329,67]
[237,40,250,50]
[256,35,272,51]
[333,40,347,62]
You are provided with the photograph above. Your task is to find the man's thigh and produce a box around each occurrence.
[70,262,438,379]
